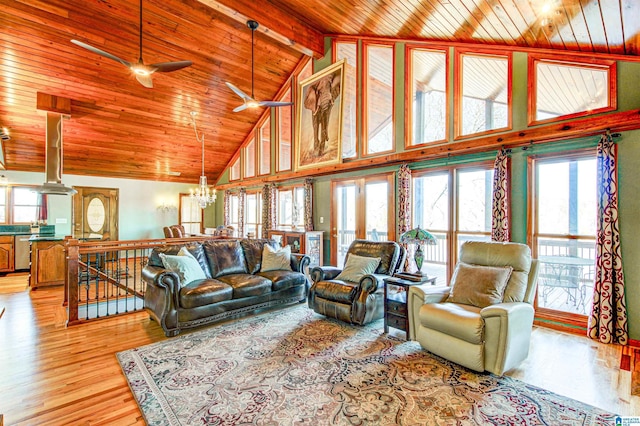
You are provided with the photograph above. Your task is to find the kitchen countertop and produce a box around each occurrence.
[29,234,66,242]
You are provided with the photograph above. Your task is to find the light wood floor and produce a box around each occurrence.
[0,274,638,425]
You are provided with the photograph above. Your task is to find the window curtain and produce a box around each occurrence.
[37,193,48,223]
[223,190,231,227]
[261,184,270,238]
[304,178,314,231]
[588,133,628,345]
[491,149,510,242]
[238,188,246,238]
[397,164,412,271]
[269,184,277,231]
[261,183,277,238]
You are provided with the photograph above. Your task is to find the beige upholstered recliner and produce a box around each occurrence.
[408,241,539,375]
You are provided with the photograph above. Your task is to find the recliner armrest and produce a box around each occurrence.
[310,266,342,283]
[480,302,534,319]
[408,284,450,304]
[359,273,388,293]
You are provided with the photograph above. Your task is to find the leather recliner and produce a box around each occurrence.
[309,239,405,325]
[408,241,540,375]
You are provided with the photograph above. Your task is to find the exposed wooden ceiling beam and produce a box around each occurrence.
[195,0,325,58]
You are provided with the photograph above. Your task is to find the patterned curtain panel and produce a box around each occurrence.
[397,164,412,271]
[304,178,314,231]
[238,188,246,238]
[261,184,271,238]
[491,149,510,242]
[262,183,278,235]
[223,190,231,227]
[588,134,628,345]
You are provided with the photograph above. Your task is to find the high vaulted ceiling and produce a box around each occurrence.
[1,0,638,184]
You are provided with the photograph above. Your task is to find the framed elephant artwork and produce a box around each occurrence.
[295,60,345,171]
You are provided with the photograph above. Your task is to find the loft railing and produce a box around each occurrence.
[64,236,221,326]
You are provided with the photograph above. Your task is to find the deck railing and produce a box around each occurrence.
[65,236,222,326]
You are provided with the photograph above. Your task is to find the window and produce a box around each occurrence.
[244,191,262,238]
[406,46,447,147]
[259,118,271,175]
[412,164,494,284]
[277,87,292,172]
[229,156,240,181]
[0,187,7,223]
[12,187,39,223]
[455,50,511,138]
[331,174,395,266]
[334,40,358,159]
[228,193,240,235]
[529,56,616,125]
[277,186,304,230]
[364,43,394,155]
[299,58,313,82]
[179,194,203,234]
[532,153,596,317]
[244,137,255,179]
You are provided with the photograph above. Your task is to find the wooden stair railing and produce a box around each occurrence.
[65,236,229,326]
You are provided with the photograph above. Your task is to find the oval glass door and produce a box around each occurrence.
[87,198,106,235]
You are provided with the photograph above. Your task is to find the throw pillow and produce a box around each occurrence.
[159,252,206,287]
[446,262,513,308]
[335,254,381,283]
[260,244,293,272]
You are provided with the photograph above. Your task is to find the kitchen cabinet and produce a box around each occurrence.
[30,239,65,289]
[0,236,15,272]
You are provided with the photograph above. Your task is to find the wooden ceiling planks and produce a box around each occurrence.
[0,0,304,183]
[1,0,638,184]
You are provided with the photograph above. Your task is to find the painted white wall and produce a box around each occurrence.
[1,171,206,240]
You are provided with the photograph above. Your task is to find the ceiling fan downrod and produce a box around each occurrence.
[247,20,259,100]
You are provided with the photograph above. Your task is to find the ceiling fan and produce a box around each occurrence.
[70,0,192,88]
[226,20,293,112]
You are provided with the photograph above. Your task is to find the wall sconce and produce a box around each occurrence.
[157,202,177,213]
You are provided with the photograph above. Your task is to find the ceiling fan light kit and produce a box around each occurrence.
[226,20,294,112]
[70,0,192,88]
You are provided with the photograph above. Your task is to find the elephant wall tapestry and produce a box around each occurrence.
[295,59,345,171]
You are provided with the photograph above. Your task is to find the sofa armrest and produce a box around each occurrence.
[310,266,342,283]
[290,253,310,273]
[142,265,181,336]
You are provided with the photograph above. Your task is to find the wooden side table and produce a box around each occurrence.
[384,276,437,338]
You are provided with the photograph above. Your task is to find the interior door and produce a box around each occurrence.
[330,173,395,266]
[72,187,119,241]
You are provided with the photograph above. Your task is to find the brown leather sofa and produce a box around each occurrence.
[308,240,405,325]
[143,238,310,336]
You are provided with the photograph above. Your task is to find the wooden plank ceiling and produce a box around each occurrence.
[0,0,638,184]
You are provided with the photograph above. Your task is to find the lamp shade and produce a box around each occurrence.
[400,226,437,245]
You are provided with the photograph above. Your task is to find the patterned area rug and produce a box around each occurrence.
[118,306,616,425]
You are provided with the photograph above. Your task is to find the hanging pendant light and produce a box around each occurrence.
[189,111,216,208]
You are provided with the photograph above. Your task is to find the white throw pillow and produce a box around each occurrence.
[335,254,381,283]
[260,244,293,272]
[159,252,206,287]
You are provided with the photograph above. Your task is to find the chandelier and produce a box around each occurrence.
[189,111,216,208]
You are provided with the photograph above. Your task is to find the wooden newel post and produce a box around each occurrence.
[65,236,80,325]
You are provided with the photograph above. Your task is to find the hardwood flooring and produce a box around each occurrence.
[0,274,638,424]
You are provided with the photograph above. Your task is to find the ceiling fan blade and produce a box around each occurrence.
[150,61,193,73]
[71,39,131,68]
[233,104,249,113]
[258,101,294,108]
[225,82,253,102]
[135,73,154,88]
